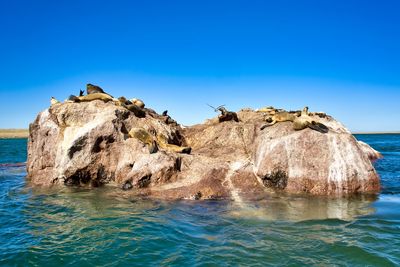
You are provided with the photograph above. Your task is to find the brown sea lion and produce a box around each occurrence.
[128,128,191,154]
[130,98,145,108]
[125,104,146,118]
[157,133,191,154]
[87,84,106,95]
[118,96,133,105]
[128,128,158,154]
[261,106,329,133]
[77,93,114,102]
[216,106,239,123]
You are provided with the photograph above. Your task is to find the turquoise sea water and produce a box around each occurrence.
[0,135,399,266]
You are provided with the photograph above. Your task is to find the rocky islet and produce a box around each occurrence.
[26,86,381,200]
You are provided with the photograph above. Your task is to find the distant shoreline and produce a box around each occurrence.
[0,129,29,139]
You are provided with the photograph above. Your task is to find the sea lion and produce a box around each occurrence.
[128,128,191,154]
[157,133,191,154]
[77,93,114,102]
[261,111,298,129]
[128,127,158,154]
[79,90,84,96]
[261,106,329,133]
[118,96,133,105]
[257,106,277,114]
[125,104,146,118]
[301,106,309,116]
[292,116,329,133]
[50,97,60,106]
[216,106,239,123]
[86,83,106,95]
[162,110,168,116]
[130,98,145,109]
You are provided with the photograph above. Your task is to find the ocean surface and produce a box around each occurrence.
[0,135,399,266]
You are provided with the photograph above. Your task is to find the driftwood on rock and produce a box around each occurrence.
[27,100,381,200]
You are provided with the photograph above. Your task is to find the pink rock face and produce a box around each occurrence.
[27,102,381,200]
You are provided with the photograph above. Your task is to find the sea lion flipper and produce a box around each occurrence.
[308,122,329,133]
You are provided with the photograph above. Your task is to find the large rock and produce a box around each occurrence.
[27,101,381,200]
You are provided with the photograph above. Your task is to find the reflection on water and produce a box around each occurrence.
[27,185,378,225]
[228,194,377,221]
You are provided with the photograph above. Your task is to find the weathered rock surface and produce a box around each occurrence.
[357,141,383,161]
[27,101,381,200]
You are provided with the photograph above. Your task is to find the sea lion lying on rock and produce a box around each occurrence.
[117,96,133,105]
[128,128,158,154]
[216,106,239,123]
[128,128,191,154]
[87,83,106,95]
[113,97,146,118]
[257,106,277,114]
[130,98,145,109]
[261,106,329,133]
[125,104,146,118]
[67,93,114,103]
[157,133,191,154]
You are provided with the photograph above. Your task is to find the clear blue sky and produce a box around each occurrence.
[0,0,399,132]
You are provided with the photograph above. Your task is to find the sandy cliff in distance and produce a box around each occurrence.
[0,129,29,138]
[27,100,381,200]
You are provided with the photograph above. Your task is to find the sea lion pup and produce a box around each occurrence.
[50,97,60,106]
[128,128,158,154]
[157,133,192,154]
[130,98,145,109]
